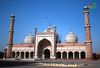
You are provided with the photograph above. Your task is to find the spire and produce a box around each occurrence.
[6,14,15,58]
[54,25,56,33]
[48,23,52,29]
[34,26,37,36]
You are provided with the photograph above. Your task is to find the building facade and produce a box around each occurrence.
[6,6,93,60]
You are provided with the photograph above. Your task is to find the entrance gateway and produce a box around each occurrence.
[34,31,56,59]
[37,38,51,59]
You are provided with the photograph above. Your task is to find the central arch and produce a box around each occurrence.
[44,49,50,59]
[38,38,51,59]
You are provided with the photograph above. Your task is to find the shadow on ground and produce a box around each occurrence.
[0,60,37,67]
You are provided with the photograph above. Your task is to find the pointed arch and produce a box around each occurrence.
[44,49,50,59]
[25,52,29,59]
[30,52,34,59]
[12,52,15,58]
[56,51,61,59]
[62,51,67,59]
[74,51,79,59]
[21,52,24,59]
[16,51,20,58]
[68,51,73,59]
[81,51,86,59]
[38,38,51,58]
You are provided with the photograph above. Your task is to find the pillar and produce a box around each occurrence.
[34,27,38,59]
[73,52,75,59]
[61,52,62,59]
[67,52,68,59]
[50,43,56,59]
[24,52,26,59]
[6,14,15,58]
[79,52,81,59]
[29,52,31,59]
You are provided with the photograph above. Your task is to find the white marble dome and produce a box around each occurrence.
[24,34,34,44]
[66,32,78,43]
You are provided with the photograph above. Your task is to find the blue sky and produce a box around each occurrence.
[0,0,100,53]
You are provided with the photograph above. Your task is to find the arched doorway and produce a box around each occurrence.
[25,52,29,59]
[56,52,61,59]
[62,52,67,59]
[16,51,20,58]
[74,51,79,59]
[21,52,24,59]
[68,51,73,59]
[38,39,51,59]
[44,49,50,59]
[12,52,15,58]
[30,52,34,59]
[81,51,85,59]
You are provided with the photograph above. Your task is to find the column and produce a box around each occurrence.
[19,52,21,59]
[34,45,38,59]
[79,52,81,59]
[67,52,69,59]
[73,52,75,59]
[61,52,62,59]
[24,52,26,59]
[29,52,30,59]
[50,43,56,59]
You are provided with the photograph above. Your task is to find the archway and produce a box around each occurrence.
[38,39,51,59]
[62,52,67,59]
[81,51,85,59]
[21,52,24,59]
[56,52,61,59]
[74,51,79,59]
[44,49,50,59]
[12,52,15,58]
[68,51,73,59]
[25,52,29,59]
[16,51,20,58]
[30,52,34,59]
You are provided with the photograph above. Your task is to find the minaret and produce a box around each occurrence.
[6,14,15,58]
[83,6,92,59]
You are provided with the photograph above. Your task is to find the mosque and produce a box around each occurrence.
[5,6,93,60]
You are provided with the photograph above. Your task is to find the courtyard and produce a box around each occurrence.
[0,59,100,68]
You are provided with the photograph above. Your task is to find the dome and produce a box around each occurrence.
[44,25,54,32]
[66,32,78,43]
[24,34,34,44]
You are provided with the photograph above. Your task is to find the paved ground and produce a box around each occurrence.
[0,59,100,68]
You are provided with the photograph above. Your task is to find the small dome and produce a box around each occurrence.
[24,34,34,44]
[44,25,54,32]
[66,32,78,43]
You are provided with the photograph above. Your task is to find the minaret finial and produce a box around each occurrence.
[54,25,56,33]
[34,26,37,36]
